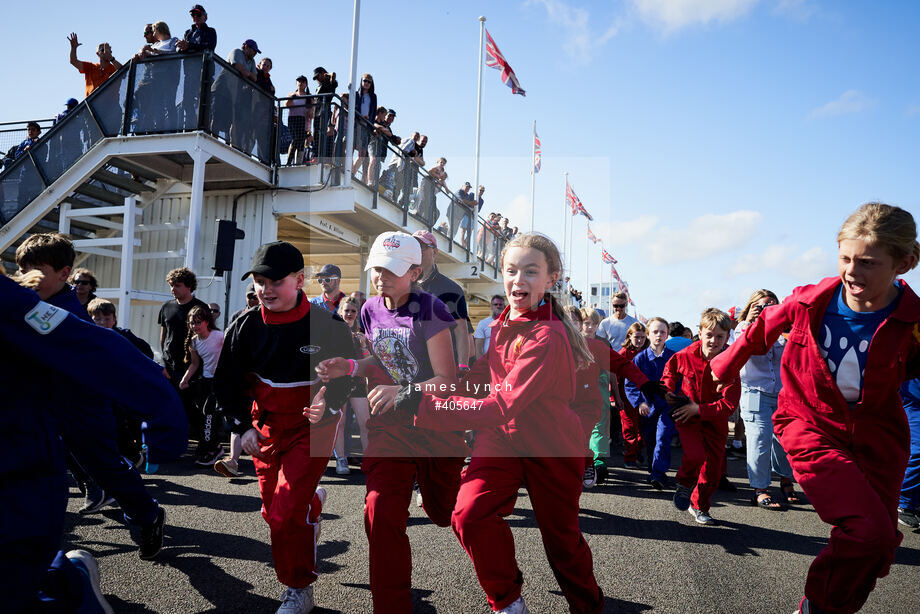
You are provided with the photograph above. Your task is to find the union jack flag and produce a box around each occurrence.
[601,249,616,265]
[610,265,621,281]
[485,29,526,96]
[533,130,541,173]
[565,180,593,221]
[586,226,598,244]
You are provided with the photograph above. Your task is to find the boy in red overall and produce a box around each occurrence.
[664,308,741,525]
[711,203,920,614]
[215,241,356,614]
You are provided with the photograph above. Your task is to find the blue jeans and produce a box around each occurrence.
[900,395,920,510]
[641,411,675,482]
[740,386,792,490]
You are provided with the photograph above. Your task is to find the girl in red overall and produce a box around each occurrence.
[664,308,741,526]
[387,234,664,614]
[316,231,468,614]
[619,322,649,468]
[710,203,920,614]
[565,306,651,489]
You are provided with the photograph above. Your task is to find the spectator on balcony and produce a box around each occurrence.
[67,33,122,98]
[354,73,377,184]
[176,5,217,53]
[312,67,337,156]
[329,91,348,164]
[285,76,311,166]
[412,230,472,370]
[251,56,276,159]
[14,122,41,159]
[131,21,180,134]
[368,106,391,186]
[450,182,476,244]
[500,217,514,240]
[69,267,98,308]
[54,99,79,125]
[255,57,275,95]
[418,156,446,225]
[211,39,259,152]
[142,23,156,46]
[311,264,346,313]
[134,21,178,59]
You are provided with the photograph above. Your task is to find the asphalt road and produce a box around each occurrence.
[64,445,920,614]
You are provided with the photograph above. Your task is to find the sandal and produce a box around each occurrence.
[779,481,803,505]
[751,490,783,510]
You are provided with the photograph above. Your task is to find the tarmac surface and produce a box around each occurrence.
[64,443,920,614]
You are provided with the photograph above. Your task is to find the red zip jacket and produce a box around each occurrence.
[616,346,642,409]
[570,338,608,439]
[662,340,740,422]
[413,301,584,457]
[710,277,920,444]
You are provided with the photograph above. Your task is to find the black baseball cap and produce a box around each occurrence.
[241,241,304,281]
[312,66,327,79]
[190,4,206,15]
[314,264,342,278]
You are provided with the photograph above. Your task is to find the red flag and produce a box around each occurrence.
[533,130,542,173]
[586,226,598,244]
[565,179,594,221]
[485,29,526,96]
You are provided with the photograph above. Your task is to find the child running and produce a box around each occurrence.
[710,203,920,614]
[625,317,677,490]
[580,307,614,478]
[619,322,649,469]
[665,308,741,525]
[315,231,467,613]
[179,305,225,467]
[214,241,357,614]
[384,234,662,614]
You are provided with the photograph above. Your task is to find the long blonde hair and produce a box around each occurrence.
[501,233,594,368]
[738,289,779,322]
[838,202,919,268]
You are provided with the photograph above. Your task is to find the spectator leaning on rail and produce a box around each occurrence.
[211,39,260,151]
[54,98,79,125]
[176,4,217,125]
[67,32,122,98]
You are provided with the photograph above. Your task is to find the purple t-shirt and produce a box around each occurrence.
[360,291,455,384]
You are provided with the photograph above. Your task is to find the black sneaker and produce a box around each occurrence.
[673,484,692,511]
[582,466,597,489]
[717,476,737,492]
[139,507,165,560]
[898,507,920,529]
[647,477,668,491]
[194,445,224,466]
[78,485,116,515]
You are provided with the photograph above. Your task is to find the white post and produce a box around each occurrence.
[343,0,361,187]
[58,202,71,235]
[562,171,568,277]
[472,16,486,259]
[120,196,137,327]
[185,148,211,271]
[529,120,536,232]
[584,230,589,304]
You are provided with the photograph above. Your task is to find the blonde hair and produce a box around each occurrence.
[837,202,919,268]
[622,322,649,351]
[738,289,779,322]
[153,21,171,37]
[87,298,117,317]
[337,295,362,333]
[699,307,732,332]
[500,233,593,368]
[563,305,583,324]
[645,316,669,331]
[580,306,602,326]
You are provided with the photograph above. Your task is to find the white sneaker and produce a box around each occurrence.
[494,596,530,614]
[276,586,314,614]
[314,487,327,543]
[65,549,114,614]
[415,487,423,508]
[335,457,350,475]
[687,507,716,525]
[214,457,241,477]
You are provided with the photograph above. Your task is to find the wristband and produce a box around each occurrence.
[458,363,469,370]
[346,359,358,377]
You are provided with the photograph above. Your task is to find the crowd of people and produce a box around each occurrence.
[3,201,920,614]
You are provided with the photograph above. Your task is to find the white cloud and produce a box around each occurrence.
[727,243,833,280]
[530,0,623,61]
[772,0,818,21]
[630,0,758,34]
[644,210,762,265]
[594,215,660,247]
[810,90,878,119]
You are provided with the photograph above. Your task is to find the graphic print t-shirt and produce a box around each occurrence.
[818,283,900,403]
[360,291,456,384]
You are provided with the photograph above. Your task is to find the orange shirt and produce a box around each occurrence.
[79,61,117,97]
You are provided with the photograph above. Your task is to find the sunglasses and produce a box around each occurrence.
[210,308,220,314]
[190,11,203,16]
[144,30,153,35]
[612,304,627,309]
[362,79,372,84]
[317,277,339,283]
[73,279,92,286]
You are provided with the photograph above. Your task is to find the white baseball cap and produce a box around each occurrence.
[365,231,421,277]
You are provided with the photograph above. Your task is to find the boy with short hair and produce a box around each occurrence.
[664,308,741,525]
[14,233,168,557]
[214,241,356,614]
[87,298,154,359]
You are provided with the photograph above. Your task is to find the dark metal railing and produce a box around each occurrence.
[0,52,507,277]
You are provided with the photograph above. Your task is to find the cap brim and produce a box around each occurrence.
[365,255,411,277]
[241,265,289,282]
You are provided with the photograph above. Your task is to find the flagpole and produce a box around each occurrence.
[568,199,573,284]
[585,231,589,306]
[529,120,536,232]
[562,171,568,280]
[472,16,486,261]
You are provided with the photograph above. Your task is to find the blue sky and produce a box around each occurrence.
[4,0,919,329]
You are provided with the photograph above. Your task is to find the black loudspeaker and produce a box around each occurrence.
[213,219,245,276]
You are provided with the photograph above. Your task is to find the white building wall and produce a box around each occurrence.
[80,189,278,357]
